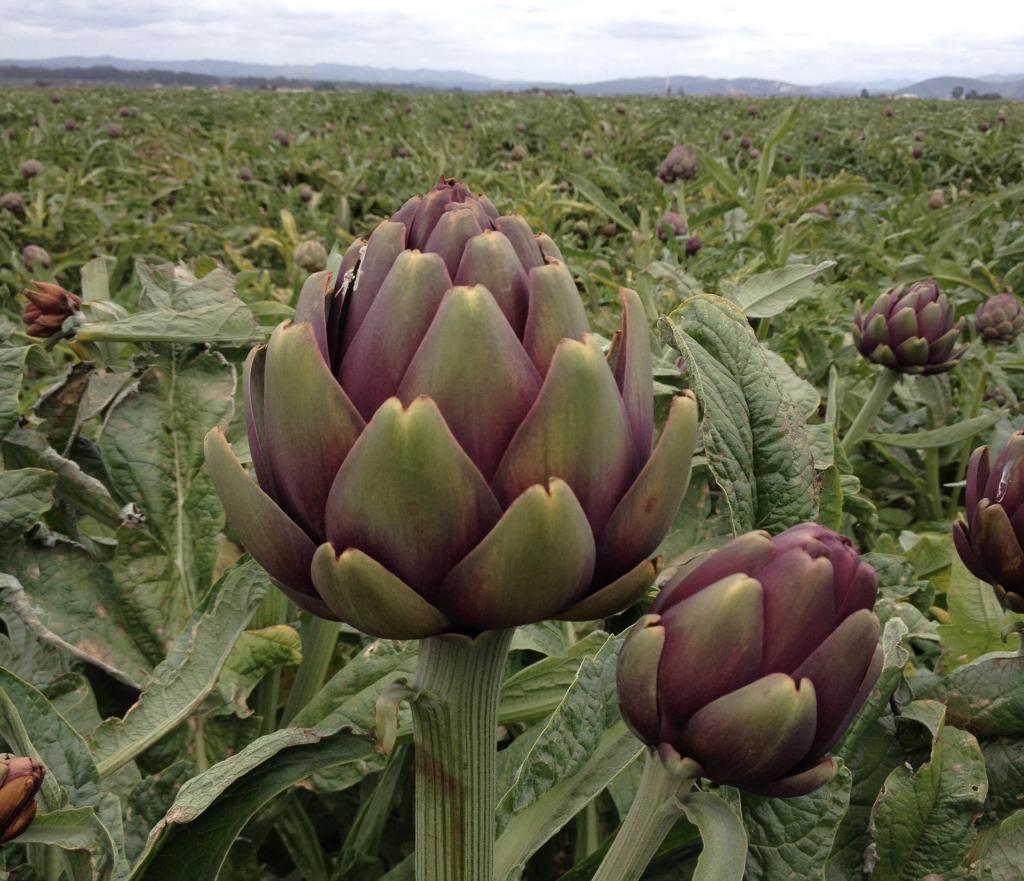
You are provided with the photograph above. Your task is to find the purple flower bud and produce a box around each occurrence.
[975,292,1024,344]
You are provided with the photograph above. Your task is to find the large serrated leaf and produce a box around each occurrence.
[865,409,1006,449]
[869,701,988,881]
[725,260,835,318]
[939,554,1021,668]
[926,651,1024,737]
[89,558,270,778]
[0,345,30,439]
[660,294,816,533]
[980,809,1024,880]
[77,301,262,346]
[741,764,852,881]
[0,467,55,542]
[98,349,235,610]
[16,805,121,881]
[493,635,642,880]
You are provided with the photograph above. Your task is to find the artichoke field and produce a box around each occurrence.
[1,89,1024,881]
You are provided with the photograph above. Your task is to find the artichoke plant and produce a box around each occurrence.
[853,279,963,374]
[954,431,1024,612]
[975,292,1024,344]
[617,524,882,796]
[0,754,45,844]
[206,178,699,638]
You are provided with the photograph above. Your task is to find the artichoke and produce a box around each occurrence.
[975,292,1023,344]
[0,754,44,844]
[206,178,699,638]
[954,431,1024,612]
[21,281,81,337]
[617,524,882,797]
[853,279,964,374]
[657,145,698,183]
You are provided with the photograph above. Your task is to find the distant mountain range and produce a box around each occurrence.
[1,56,1022,99]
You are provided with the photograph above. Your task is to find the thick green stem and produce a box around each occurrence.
[410,628,514,881]
[949,347,994,516]
[841,368,900,454]
[251,589,288,735]
[591,751,696,881]
[924,410,944,522]
[281,614,340,726]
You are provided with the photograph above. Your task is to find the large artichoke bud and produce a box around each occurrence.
[205,178,699,638]
[0,754,45,843]
[954,432,1024,612]
[853,279,964,374]
[975,292,1024,344]
[617,524,882,797]
[21,281,81,337]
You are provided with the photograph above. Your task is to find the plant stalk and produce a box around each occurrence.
[410,628,514,881]
[281,614,340,726]
[841,368,900,454]
[251,588,288,735]
[949,347,994,516]
[591,751,697,881]
[924,410,944,522]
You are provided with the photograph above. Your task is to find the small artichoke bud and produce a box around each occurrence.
[21,280,82,337]
[617,525,881,797]
[721,129,733,142]
[614,103,627,114]
[397,145,410,158]
[273,129,291,147]
[884,105,894,117]
[0,754,45,843]
[657,211,688,242]
[747,103,760,117]
[599,222,618,238]
[237,166,253,182]
[515,122,526,133]
[808,203,831,219]
[118,105,132,117]
[1,192,26,216]
[105,122,122,139]
[657,144,698,183]
[997,110,1008,126]
[979,121,990,133]
[749,147,761,159]
[582,146,594,159]
[22,244,51,270]
[955,431,1024,612]
[354,181,369,196]
[510,144,527,162]
[64,118,78,131]
[50,93,61,104]
[928,190,946,210]
[740,136,752,149]
[298,184,315,203]
[854,279,964,374]
[294,240,328,273]
[684,235,703,256]
[975,292,1024,344]
[912,146,923,159]
[20,159,42,179]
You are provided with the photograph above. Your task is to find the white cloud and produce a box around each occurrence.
[0,0,1021,83]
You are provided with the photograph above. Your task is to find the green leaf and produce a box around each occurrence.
[939,553,1021,668]
[0,665,100,809]
[726,261,835,319]
[89,558,271,778]
[98,349,235,609]
[565,173,635,231]
[0,557,155,688]
[0,467,55,542]
[128,726,375,881]
[16,805,120,881]
[864,410,1006,449]
[274,796,329,881]
[926,651,1024,737]
[77,301,262,346]
[681,791,748,881]
[660,294,817,533]
[979,809,1024,880]
[0,345,30,439]
[869,701,988,881]
[204,624,302,718]
[2,428,125,528]
[741,763,852,881]
[494,635,643,880]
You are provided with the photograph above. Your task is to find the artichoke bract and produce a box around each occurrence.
[21,281,81,337]
[0,754,45,844]
[853,279,964,374]
[617,524,882,797]
[206,178,699,638]
[954,431,1024,612]
[975,292,1024,344]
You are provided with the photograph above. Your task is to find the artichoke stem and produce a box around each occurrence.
[281,615,340,725]
[591,750,697,881]
[410,628,514,881]
[251,589,288,735]
[841,368,900,454]
[949,346,994,517]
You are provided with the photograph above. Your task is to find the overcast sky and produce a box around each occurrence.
[1,0,1022,85]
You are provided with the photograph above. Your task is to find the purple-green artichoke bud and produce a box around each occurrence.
[294,240,327,273]
[954,432,1024,612]
[0,754,45,844]
[657,145,698,183]
[975,292,1023,344]
[205,178,700,638]
[19,159,42,180]
[657,211,688,241]
[853,280,964,374]
[617,524,882,797]
[21,281,81,337]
